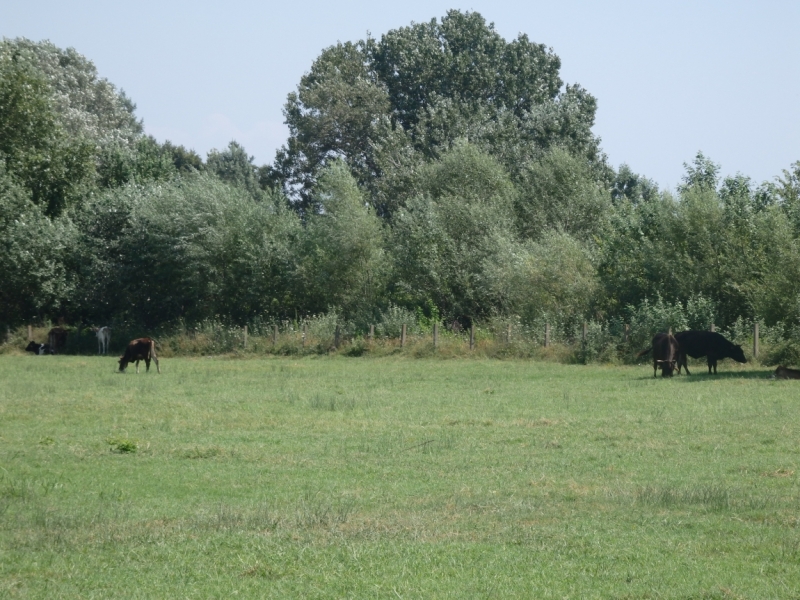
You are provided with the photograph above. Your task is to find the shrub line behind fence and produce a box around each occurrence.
[232,321,762,356]
[10,319,765,362]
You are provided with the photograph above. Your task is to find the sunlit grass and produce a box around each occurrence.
[1,355,799,597]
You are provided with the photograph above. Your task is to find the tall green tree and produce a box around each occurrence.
[274,10,605,216]
[272,42,390,211]
[390,142,517,319]
[103,175,301,327]
[516,145,611,241]
[371,11,562,129]
[207,141,267,201]
[0,164,76,326]
[0,47,96,215]
[298,161,388,321]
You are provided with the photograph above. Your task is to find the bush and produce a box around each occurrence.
[763,340,800,367]
[375,303,419,338]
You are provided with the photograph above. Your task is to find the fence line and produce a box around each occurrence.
[15,318,763,359]
[228,320,762,353]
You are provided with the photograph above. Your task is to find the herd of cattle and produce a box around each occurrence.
[25,327,159,373]
[21,326,800,379]
[636,330,749,377]
[635,329,800,379]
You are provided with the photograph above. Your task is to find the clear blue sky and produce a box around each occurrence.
[4,1,799,190]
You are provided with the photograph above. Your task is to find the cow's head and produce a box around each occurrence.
[118,356,128,372]
[657,359,676,377]
[731,344,747,363]
[25,341,39,353]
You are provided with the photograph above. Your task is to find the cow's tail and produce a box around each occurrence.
[636,346,652,359]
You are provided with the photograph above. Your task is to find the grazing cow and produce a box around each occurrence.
[674,330,746,375]
[93,326,111,355]
[637,332,680,377]
[119,338,160,373]
[25,341,53,355]
[47,327,68,353]
[773,366,800,380]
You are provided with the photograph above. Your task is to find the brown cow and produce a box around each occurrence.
[119,338,160,373]
[637,332,680,377]
[773,366,800,380]
[48,327,68,353]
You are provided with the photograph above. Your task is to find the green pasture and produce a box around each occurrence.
[1,355,799,598]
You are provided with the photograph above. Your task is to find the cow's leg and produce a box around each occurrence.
[145,357,151,372]
[135,360,140,374]
[153,355,160,374]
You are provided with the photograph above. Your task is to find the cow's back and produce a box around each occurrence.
[675,330,723,357]
[125,338,154,359]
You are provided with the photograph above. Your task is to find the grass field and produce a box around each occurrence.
[1,354,799,598]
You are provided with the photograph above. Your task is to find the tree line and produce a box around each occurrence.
[2,11,800,346]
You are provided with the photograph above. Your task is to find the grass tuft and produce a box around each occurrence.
[105,436,138,454]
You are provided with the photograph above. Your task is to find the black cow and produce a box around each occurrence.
[637,332,680,377]
[674,330,746,375]
[119,338,160,373]
[773,366,800,380]
[25,341,53,355]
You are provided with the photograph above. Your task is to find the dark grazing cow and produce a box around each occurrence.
[674,330,746,375]
[773,366,800,380]
[119,338,160,373]
[25,341,54,355]
[47,327,68,353]
[637,332,680,377]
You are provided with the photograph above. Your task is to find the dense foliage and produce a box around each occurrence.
[2,15,800,354]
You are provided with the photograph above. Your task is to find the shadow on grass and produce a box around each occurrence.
[632,368,776,382]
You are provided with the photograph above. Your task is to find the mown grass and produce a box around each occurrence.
[1,355,799,598]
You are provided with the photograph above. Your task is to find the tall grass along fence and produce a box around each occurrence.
[3,312,792,366]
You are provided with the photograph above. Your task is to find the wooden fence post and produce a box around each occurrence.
[302,323,307,348]
[507,323,512,344]
[470,324,475,351]
[544,323,550,347]
[369,324,374,341]
[753,323,759,359]
[624,324,630,344]
[334,325,340,349]
[273,324,278,346]
[582,322,588,343]
[433,322,438,348]
[710,323,715,332]
[27,325,32,341]
[243,325,248,349]
[401,324,407,348]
